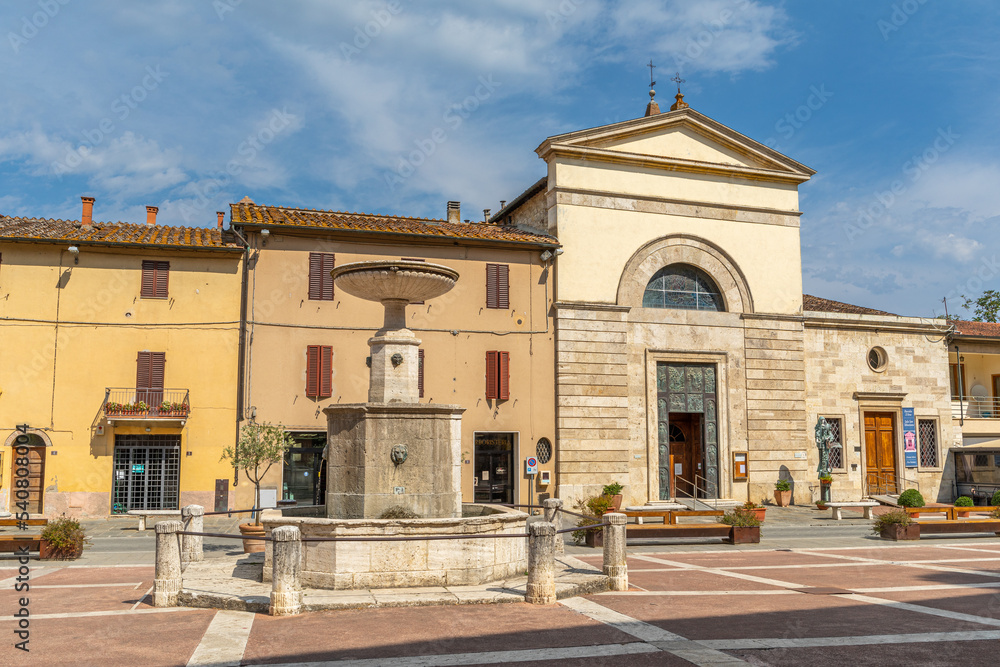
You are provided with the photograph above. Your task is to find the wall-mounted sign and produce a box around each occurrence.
[902,407,917,468]
[733,452,748,480]
[131,464,145,474]
[525,457,538,475]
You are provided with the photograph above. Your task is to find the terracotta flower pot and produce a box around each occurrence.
[880,524,920,541]
[751,508,766,523]
[957,511,971,519]
[728,526,760,544]
[609,495,623,512]
[239,522,267,553]
[40,538,83,560]
[773,489,791,507]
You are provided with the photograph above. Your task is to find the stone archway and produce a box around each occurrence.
[616,234,753,313]
[4,429,50,514]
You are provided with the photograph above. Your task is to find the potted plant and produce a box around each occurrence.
[721,507,761,544]
[897,488,925,518]
[742,499,766,522]
[819,475,833,486]
[221,421,293,553]
[774,478,792,507]
[872,509,918,541]
[954,495,974,518]
[573,494,616,547]
[816,499,829,510]
[602,482,624,512]
[992,490,1000,508]
[40,516,88,560]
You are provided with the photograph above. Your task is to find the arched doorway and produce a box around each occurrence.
[8,433,47,515]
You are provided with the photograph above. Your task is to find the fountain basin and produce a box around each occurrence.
[262,504,528,589]
[332,260,459,304]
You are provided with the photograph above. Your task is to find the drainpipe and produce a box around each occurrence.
[955,344,964,427]
[233,224,250,488]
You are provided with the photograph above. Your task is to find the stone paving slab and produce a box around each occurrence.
[727,638,999,666]
[178,552,609,613]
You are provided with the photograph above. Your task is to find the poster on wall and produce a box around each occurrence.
[902,407,918,468]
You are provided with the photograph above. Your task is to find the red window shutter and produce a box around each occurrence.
[497,264,509,309]
[486,351,498,399]
[309,253,336,300]
[418,348,425,398]
[498,351,510,400]
[154,261,169,298]
[306,346,320,397]
[486,264,498,309]
[141,261,156,297]
[136,352,151,389]
[149,352,165,389]
[319,346,333,398]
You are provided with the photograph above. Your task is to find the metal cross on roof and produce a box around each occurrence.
[671,72,685,93]
[647,59,656,88]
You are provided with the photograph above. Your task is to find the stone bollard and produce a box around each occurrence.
[525,521,556,605]
[602,512,628,592]
[269,525,302,616]
[180,505,204,567]
[153,520,183,607]
[542,498,564,555]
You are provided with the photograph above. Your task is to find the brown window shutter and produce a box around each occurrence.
[498,351,510,400]
[149,352,165,389]
[319,346,333,398]
[486,350,498,399]
[486,264,498,309]
[308,254,323,300]
[154,261,169,298]
[141,261,156,297]
[418,348,425,398]
[136,351,151,389]
[306,345,320,397]
[322,254,335,300]
[497,264,509,309]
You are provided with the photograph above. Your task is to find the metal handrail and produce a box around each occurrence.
[951,396,1000,419]
[673,474,719,510]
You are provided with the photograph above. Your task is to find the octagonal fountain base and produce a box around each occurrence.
[261,504,528,589]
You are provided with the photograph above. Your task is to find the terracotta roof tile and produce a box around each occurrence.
[952,320,1000,337]
[0,215,241,250]
[230,202,559,247]
[803,294,895,316]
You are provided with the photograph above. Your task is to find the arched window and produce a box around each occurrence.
[642,264,724,311]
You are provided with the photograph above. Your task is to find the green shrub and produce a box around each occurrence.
[774,479,791,492]
[41,516,87,551]
[602,482,624,497]
[871,509,913,534]
[992,507,1000,520]
[954,496,974,508]
[572,495,616,544]
[721,507,761,527]
[897,489,925,508]
[992,490,1000,506]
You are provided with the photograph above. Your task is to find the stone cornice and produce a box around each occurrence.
[853,391,907,402]
[554,301,631,312]
[803,313,951,336]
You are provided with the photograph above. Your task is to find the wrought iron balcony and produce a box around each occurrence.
[103,388,190,421]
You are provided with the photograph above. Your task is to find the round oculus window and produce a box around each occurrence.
[535,438,552,464]
[867,346,888,372]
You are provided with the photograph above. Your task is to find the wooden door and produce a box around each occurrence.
[669,414,702,498]
[864,412,896,493]
[12,447,45,514]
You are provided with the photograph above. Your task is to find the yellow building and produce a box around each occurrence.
[230,199,559,510]
[0,198,244,516]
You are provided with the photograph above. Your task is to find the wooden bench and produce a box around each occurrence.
[914,519,1000,537]
[905,506,1000,521]
[620,509,737,543]
[127,509,182,531]
[826,501,879,520]
[0,518,48,553]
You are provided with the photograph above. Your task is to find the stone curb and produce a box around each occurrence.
[175,554,609,613]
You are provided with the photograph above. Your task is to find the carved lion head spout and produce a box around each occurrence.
[390,444,408,466]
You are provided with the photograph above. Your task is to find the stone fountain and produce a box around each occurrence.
[262,260,527,589]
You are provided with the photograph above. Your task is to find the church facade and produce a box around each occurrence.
[496,94,957,509]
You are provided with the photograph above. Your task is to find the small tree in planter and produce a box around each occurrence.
[774,478,792,507]
[872,509,918,541]
[572,494,616,547]
[221,422,293,552]
[721,507,761,544]
[954,495,974,518]
[40,516,89,560]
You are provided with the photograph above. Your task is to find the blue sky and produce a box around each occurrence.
[1,0,998,318]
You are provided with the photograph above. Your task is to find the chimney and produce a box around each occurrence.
[145,206,158,226]
[483,209,491,222]
[216,211,225,229]
[447,201,460,224]
[81,196,95,227]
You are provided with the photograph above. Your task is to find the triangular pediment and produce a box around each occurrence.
[536,107,814,183]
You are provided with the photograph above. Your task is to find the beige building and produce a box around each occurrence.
[495,92,957,508]
[949,320,1000,500]
[230,200,559,510]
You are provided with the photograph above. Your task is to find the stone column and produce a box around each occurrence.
[542,498,564,555]
[602,512,628,592]
[153,520,183,607]
[525,521,556,605]
[269,525,302,616]
[180,505,204,566]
